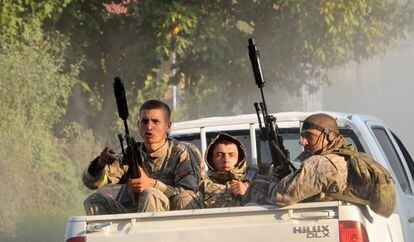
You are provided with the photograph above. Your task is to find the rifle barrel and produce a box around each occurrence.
[248,38,265,88]
[113,77,141,179]
[113,76,129,122]
[248,38,296,177]
[254,102,263,130]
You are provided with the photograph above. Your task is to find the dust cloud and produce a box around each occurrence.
[324,37,414,157]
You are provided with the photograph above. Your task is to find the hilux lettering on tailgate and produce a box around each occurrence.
[293,225,330,238]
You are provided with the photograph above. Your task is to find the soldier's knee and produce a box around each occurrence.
[84,192,104,207]
[139,188,169,206]
[139,188,163,202]
[171,190,203,210]
[137,188,169,212]
[84,192,108,215]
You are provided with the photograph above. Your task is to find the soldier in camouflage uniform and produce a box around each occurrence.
[267,113,364,206]
[203,133,257,208]
[82,99,204,215]
[245,113,376,207]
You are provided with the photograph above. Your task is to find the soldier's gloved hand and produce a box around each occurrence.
[268,164,285,183]
[230,180,250,196]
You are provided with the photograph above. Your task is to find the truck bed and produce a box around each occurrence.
[67,202,347,242]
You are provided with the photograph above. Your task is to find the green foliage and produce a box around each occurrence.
[43,0,414,130]
[0,0,68,44]
[0,39,86,236]
[61,122,101,171]
[1,43,75,130]
[138,69,170,102]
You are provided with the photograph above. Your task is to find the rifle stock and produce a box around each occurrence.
[247,39,296,177]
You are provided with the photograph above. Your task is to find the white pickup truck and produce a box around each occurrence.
[65,112,414,242]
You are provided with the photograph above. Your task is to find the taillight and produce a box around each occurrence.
[339,220,369,242]
[66,236,86,242]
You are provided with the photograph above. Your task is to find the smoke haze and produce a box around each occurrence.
[324,37,414,157]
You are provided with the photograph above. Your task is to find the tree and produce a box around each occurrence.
[47,0,414,140]
[0,1,90,240]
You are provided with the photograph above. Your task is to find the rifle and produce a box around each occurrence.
[247,38,296,177]
[113,76,142,179]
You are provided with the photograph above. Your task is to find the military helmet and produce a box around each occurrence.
[302,113,339,141]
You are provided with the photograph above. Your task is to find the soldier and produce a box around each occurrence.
[203,133,258,208]
[82,99,204,215]
[267,113,365,206]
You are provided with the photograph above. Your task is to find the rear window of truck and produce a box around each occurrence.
[173,128,364,175]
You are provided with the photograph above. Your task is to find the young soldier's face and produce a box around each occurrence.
[138,108,171,146]
[212,142,239,172]
[300,129,328,153]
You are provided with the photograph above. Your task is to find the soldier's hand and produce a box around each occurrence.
[127,167,156,193]
[87,205,99,216]
[94,147,118,171]
[99,147,118,164]
[230,180,250,196]
[268,164,285,183]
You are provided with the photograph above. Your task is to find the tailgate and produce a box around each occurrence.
[80,202,340,242]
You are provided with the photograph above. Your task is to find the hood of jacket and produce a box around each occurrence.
[205,133,247,184]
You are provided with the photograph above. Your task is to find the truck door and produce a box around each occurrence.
[368,124,414,241]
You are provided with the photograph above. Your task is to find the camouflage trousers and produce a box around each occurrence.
[84,185,203,215]
[242,179,271,205]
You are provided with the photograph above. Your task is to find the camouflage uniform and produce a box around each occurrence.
[245,136,371,206]
[268,153,348,206]
[82,138,204,215]
[242,179,270,206]
[203,133,258,208]
[268,136,362,206]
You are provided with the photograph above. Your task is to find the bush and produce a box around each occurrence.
[0,40,87,238]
